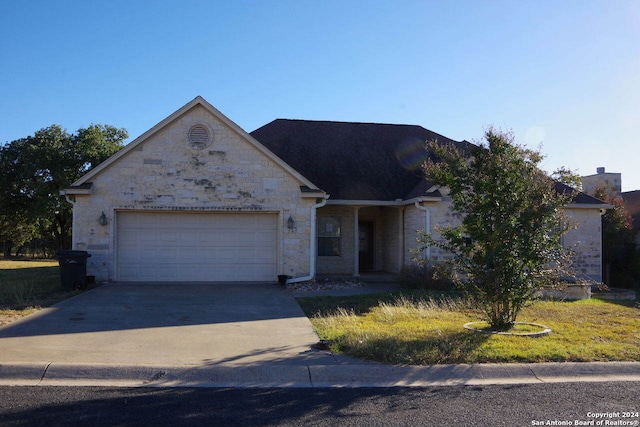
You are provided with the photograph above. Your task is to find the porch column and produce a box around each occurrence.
[398,206,406,271]
[353,206,360,277]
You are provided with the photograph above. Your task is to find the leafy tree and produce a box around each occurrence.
[591,186,638,287]
[420,128,573,331]
[0,212,39,257]
[552,166,583,191]
[0,124,127,253]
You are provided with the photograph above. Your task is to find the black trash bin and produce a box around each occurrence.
[56,250,91,290]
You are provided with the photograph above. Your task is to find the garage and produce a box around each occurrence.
[116,211,278,282]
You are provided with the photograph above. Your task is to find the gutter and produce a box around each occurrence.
[564,203,614,211]
[325,196,441,206]
[286,195,329,284]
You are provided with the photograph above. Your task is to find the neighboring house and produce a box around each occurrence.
[61,96,609,284]
[582,167,622,196]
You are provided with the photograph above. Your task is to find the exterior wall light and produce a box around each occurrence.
[99,212,108,226]
[287,216,296,233]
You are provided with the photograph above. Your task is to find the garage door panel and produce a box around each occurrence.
[215,250,239,262]
[197,231,219,243]
[212,230,234,244]
[252,247,275,260]
[118,266,137,279]
[174,229,197,241]
[156,215,185,228]
[233,231,258,244]
[117,212,277,282]
[256,231,276,244]
[254,216,276,227]
[137,235,160,246]
[158,231,180,243]
[154,248,180,263]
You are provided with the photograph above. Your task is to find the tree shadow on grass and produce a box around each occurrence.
[0,266,66,310]
[590,294,639,309]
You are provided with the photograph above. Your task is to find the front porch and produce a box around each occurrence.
[316,203,429,277]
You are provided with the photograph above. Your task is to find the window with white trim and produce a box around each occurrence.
[317,216,341,256]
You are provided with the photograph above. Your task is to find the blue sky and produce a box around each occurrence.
[2,0,639,190]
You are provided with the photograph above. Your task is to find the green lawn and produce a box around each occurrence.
[297,292,640,364]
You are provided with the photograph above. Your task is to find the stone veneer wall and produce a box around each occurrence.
[71,105,314,282]
[404,201,604,282]
[403,200,460,266]
[379,207,401,273]
[563,207,604,282]
[316,205,356,275]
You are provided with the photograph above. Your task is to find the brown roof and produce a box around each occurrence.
[251,119,607,206]
[251,119,469,201]
[555,181,608,205]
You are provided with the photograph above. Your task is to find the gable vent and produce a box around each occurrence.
[188,125,212,149]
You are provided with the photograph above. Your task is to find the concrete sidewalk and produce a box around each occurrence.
[0,361,638,388]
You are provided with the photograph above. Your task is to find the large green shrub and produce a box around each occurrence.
[420,129,573,331]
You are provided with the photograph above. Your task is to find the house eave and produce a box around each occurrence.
[403,196,443,205]
[325,196,442,206]
[60,188,91,196]
[564,203,614,210]
[60,183,93,195]
[301,192,327,199]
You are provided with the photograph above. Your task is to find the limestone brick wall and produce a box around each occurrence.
[379,207,401,272]
[405,200,604,283]
[563,208,604,282]
[316,206,355,275]
[403,200,458,266]
[72,105,314,282]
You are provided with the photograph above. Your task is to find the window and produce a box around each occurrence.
[317,216,341,256]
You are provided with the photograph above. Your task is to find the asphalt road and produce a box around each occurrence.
[0,382,638,426]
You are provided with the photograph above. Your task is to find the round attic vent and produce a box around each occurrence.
[188,124,212,149]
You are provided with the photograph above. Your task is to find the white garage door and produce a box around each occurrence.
[116,212,277,282]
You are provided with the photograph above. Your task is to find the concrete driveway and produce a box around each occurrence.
[0,283,334,367]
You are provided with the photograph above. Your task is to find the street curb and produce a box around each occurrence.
[0,362,638,388]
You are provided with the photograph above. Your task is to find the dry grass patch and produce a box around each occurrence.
[0,259,77,326]
[298,293,640,364]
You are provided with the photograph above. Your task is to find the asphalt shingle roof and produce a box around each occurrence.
[250,118,607,206]
[251,119,468,201]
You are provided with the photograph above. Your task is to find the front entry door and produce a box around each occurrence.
[358,221,374,271]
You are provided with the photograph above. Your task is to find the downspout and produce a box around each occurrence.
[286,195,329,284]
[414,201,431,263]
[599,207,608,286]
[60,190,76,206]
